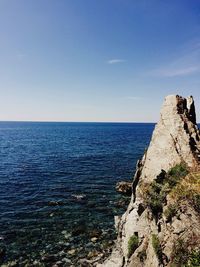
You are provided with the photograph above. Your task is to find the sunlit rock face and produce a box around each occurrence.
[138,95,200,185]
[98,95,200,267]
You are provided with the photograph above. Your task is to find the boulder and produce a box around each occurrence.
[116,181,132,195]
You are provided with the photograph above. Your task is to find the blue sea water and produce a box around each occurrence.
[0,122,154,265]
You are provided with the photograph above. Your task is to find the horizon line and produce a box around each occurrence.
[0,120,156,124]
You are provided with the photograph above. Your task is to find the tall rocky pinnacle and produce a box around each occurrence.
[98,95,200,267]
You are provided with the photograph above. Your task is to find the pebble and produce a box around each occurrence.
[67,249,76,255]
[58,250,66,257]
[41,254,57,263]
[62,257,72,264]
[87,250,99,259]
[91,237,98,242]
[64,234,71,239]
[71,225,86,236]
[89,229,102,238]
[52,261,63,267]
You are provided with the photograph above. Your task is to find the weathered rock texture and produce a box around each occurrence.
[116,181,132,196]
[98,95,200,267]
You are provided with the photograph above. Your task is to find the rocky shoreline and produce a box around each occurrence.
[2,95,199,267]
[98,95,200,267]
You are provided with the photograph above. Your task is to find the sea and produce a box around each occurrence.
[0,122,154,266]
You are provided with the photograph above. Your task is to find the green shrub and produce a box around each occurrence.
[167,164,188,187]
[152,234,162,262]
[146,181,164,217]
[171,238,189,265]
[186,250,200,266]
[168,163,188,179]
[172,239,200,267]
[128,234,139,258]
[149,197,163,215]
[164,204,177,222]
[145,164,189,218]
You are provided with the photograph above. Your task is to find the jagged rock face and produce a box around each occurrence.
[98,95,200,267]
[139,95,200,186]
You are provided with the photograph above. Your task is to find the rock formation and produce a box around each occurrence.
[98,95,200,267]
[116,181,132,196]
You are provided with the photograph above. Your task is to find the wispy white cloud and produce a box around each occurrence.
[107,59,126,64]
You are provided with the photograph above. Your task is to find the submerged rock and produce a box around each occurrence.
[0,247,6,263]
[89,229,102,238]
[48,201,65,206]
[71,194,87,200]
[41,254,58,263]
[71,224,86,236]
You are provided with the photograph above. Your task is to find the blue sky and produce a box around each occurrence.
[0,0,200,122]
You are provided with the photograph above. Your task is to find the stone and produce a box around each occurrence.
[67,248,76,255]
[116,181,132,195]
[48,201,64,206]
[172,219,186,235]
[71,194,87,200]
[87,250,99,259]
[62,257,72,264]
[71,225,86,236]
[114,216,121,231]
[91,237,98,242]
[41,254,57,263]
[89,229,102,238]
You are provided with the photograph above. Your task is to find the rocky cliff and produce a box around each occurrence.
[98,95,200,267]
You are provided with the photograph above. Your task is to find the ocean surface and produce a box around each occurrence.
[0,122,154,266]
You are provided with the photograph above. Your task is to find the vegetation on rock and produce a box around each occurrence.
[152,234,162,262]
[127,234,139,258]
[169,172,200,213]
[171,238,189,266]
[164,204,178,222]
[171,238,200,267]
[186,250,200,267]
[143,163,189,218]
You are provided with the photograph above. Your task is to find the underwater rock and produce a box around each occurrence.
[87,250,99,259]
[89,229,102,238]
[71,225,86,236]
[91,237,98,242]
[67,248,76,256]
[71,194,87,200]
[0,247,6,263]
[48,201,65,206]
[41,254,58,263]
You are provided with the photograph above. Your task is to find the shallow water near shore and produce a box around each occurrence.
[0,122,154,266]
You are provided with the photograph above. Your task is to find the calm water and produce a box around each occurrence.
[0,122,154,266]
